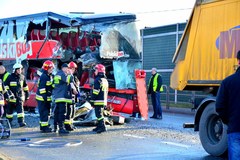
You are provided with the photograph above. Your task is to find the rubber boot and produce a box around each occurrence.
[92,122,100,132]
[7,118,13,127]
[96,120,107,134]
[53,125,58,132]
[41,126,52,133]
[40,124,51,131]
[58,127,69,134]
[18,117,26,127]
[19,122,27,127]
[65,124,74,131]
[40,124,43,131]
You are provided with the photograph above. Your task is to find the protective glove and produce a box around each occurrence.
[25,91,30,101]
[89,100,94,106]
[7,91,15,101]
[43,96,47,102]
[3,92,9,100]
[77,92,81,99]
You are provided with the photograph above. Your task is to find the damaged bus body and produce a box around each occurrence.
[0,12,144,121]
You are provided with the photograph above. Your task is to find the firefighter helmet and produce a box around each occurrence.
[42,60,54,71]
[13,63,23,69]
[94,64,105,73]
[68,61,77,68]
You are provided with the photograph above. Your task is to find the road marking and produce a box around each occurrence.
[123,134,145,139]
[161,141,190,148]
[34,139,52,144]
[28,144,43,147]
[65,141,83,147]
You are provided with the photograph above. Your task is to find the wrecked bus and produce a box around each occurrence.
[0,12,145,119]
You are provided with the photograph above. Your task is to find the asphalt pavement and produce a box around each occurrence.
[162,106,195,116]
[0,106,195,160]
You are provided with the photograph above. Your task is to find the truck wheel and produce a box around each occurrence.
[199,102,228,157]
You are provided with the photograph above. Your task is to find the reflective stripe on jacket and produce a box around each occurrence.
[91,73,109,106]
[36,70,53,102]
[52,70,73,104]
[4,73,29,102]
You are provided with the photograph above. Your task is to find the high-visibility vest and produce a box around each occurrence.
[152,73,163,92]
[3,72,10,82]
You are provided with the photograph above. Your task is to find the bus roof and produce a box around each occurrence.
[0,12,136,27]
[0,12,72,28]
[70,13,136,25]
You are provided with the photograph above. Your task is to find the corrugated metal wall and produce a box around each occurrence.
[142,23,185,86]
[141,23,193,104]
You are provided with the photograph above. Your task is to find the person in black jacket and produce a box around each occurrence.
[64,61,80,131]
[5,63,29,127]
[0,77,6,118]
[91,64,109,134]
[216,50,240,159]
[36,60,54,133]
[53,63,78,134]
[0,65,10,117]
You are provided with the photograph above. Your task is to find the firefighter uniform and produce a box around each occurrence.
[36,68,54,133]
[36,60,54,132]
[91,64,109,133]
[53,63,74,134]
[64,61,79,131]
[0,66,10,117]
[0,79,6,117]
[5,64,29,127]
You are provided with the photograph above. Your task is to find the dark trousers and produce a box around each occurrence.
[6,98,24,123]
[65,103,75,123]
[37,100,51,126]
[0,105,3,117]
[54,102,66,128]
[94,105,104,120]
[151,92,162,117]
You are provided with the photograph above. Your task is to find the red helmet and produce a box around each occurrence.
[68,61,77,68]
[42,60,54,71]
[95,64,105,73]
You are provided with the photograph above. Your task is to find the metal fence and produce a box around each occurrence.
[160,85,209,109]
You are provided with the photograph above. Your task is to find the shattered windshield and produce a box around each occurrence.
[113,60,142,89]
[100,22,141,59]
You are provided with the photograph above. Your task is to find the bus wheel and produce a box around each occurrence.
[199,102,228,157]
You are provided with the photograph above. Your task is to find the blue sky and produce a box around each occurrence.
[0,0,195,29]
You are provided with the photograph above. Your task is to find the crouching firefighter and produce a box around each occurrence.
[53,63,78,134]
[36,60,55,133]
[64,61,80,131]
[5,63,29,127]
[91,64,109,134]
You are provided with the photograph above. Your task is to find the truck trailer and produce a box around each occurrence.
[170,0,240,157]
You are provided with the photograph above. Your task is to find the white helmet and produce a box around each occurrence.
[13,63,23,69]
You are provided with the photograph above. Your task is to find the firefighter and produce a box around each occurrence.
[0,65,10,117]
[53,63,78,134]
[0,65,10,83]
[91,64,109,134]
[36,60,55,133]
[0,79,6,118]
[5,63,29,127]
[64,61,79,131]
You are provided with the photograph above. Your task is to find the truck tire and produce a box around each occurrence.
[199,102,228,157]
